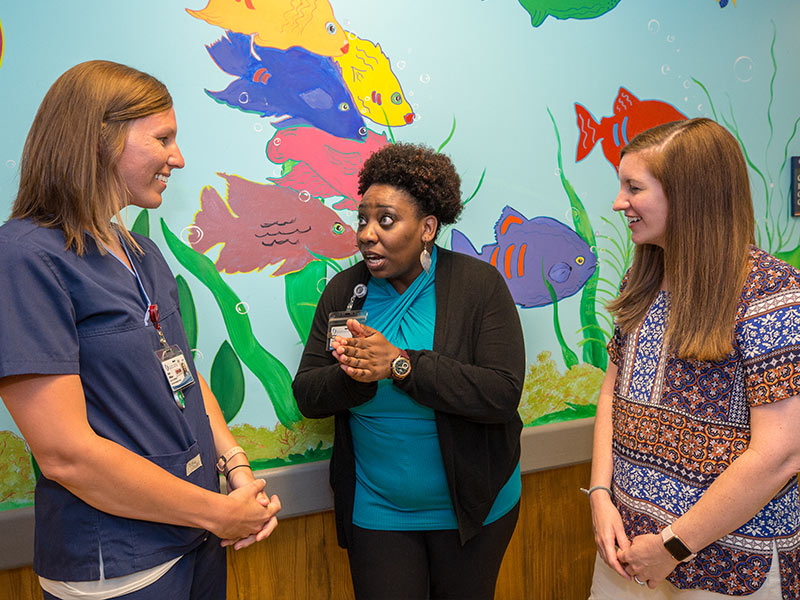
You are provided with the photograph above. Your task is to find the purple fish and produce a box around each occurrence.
[451,206,596,308]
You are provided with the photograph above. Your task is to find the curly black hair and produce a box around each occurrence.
[358,143,463,230]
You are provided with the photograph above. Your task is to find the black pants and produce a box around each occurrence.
[347,502,519,600]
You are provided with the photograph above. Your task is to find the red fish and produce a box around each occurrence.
[267,126,389,210]
[190,173,357,276]
[575,87,687,171]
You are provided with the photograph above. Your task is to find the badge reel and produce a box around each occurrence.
[328,283,368,350]
[149,304,195,409]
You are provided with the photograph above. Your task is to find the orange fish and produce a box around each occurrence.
[186,0,350,56]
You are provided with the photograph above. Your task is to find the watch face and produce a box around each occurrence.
[663,536,692,562]
[392,356,411,378]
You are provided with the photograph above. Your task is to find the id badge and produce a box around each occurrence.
[327,310,367,350]
[155,345,196,392]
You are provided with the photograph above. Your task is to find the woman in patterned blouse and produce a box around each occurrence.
[588,118,800,599]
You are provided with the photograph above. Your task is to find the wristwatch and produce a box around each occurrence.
[661,524,696,562]
[390,350,412,381]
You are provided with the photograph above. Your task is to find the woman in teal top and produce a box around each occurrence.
[293,143,525,600]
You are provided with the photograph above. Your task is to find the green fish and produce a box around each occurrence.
[517,0,623,28]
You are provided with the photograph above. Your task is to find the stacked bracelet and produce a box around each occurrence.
[216,445,248,475]
[225,463,252,479]
[580,485,613,498]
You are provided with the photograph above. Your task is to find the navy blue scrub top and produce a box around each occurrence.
[0,218,219,581]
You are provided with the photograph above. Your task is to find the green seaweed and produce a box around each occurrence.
[437,116,457,153]
[438,168,487,249]
[284,260,326,344]
[130,208,150,237]
[175,274,198,355]
[692,22,800,254]
[250,442,332,470]
[543,264,579,369]
[210,340,246,423]
[160,218,302,427]
[548,108,607,370]
[528,402,597,426]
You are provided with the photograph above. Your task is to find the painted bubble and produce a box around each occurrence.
[5,159,16,169]
[254,122,263,133]
[180,225,204,245]
[661,64,671,75]
[419,73,430,84]
[396,60,406,70]
[734,56,754,83]
[647,19,660,33]
[239,92,249,104]
[683,80,690,89]
[235,302,250,315]
[192,350,205,362]
[299,190,311,202]
[666,34,675,43]
[347,31,356,40]
[317,277,329,294]
[554,168,562,176]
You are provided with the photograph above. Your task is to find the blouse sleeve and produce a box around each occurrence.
[739,267,800,407]
[0,240,80,379]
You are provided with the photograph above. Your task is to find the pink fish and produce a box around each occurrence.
[267,126,389,210]
[575,87,687,172]
[190,172,357,276]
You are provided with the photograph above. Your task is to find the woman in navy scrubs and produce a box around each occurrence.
[0,60,280,599]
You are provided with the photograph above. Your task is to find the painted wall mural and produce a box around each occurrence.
[0,0,798,511]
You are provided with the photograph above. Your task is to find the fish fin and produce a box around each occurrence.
[613,87,638,115]
[332,197,360,210]
[191,185,234,255]
[270,255,309,277]
[450,229,481,259]
[216,172,275,215]
[206,31,251,77]
[495,206,526,238]
[269,163,341,198]
[299,88,334,110]
[575,103,601,161]
[324,145,362,175]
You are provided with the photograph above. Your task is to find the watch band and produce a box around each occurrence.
[661,524,696,563]
[216,445,247,474]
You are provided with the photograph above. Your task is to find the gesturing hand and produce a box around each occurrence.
[330,318,398,382]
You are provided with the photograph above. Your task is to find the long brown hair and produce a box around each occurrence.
[12,60,172,254]
[607,118,755,360]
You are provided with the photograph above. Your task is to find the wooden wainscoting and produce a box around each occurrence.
[0,462,595,600]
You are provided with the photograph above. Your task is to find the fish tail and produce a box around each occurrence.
[191,185,232,254]
[450,229,481,259]
[575,103,601,162]
[206,31,251,76]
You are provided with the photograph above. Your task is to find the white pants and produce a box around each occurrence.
[588,549,782,599]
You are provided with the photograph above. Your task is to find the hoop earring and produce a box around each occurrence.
[420,241,431,274]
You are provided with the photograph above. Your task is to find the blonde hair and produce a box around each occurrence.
[607,118,755,360]
[12,60,172,254]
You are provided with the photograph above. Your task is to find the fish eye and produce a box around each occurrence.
[575,256,585,265]
[338,102,350,111]
[326,21,337,35]
[332,222,345,235]
[391,92,402,105]
[358,127,367,136]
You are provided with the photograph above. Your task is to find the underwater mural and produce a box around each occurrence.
[190,173,357,276]
[451,207,597,308]
[0,0,797,512]
[575,87,688,172]
[186,0,350,55]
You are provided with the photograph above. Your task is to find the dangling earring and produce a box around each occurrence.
[420,241,431,274]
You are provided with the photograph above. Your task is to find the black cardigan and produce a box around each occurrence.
[292,247,525,546]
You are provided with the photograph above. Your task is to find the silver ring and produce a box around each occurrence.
[633,575,646,586]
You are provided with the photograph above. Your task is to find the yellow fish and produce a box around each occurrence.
[186,0,350,57]
[333,32,415,127]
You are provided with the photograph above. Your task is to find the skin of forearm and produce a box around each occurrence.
[671,445,799,553]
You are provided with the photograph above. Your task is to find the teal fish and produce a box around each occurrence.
[516,0,622,28]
